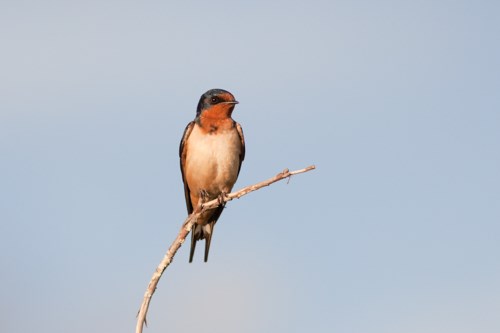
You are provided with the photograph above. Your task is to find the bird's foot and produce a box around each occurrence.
[199,190,210,203]
[217,192,229,206]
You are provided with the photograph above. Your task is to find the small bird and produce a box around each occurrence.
[179,89,245,262]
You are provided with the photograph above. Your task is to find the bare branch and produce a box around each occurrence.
[136,165,316,333]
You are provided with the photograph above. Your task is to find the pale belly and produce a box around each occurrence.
[185,126,242,198]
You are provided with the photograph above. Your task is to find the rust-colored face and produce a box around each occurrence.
[195,89,239,133]
[197,89,239,120]
[202,102,236,119]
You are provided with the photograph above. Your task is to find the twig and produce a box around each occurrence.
[135,165,316,333]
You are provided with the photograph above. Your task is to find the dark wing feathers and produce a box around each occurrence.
[235,122,245,176]
[179,121,195,214]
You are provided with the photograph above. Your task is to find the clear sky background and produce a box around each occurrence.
[1,1,499,332]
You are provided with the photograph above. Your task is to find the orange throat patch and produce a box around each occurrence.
[198,104,235,134]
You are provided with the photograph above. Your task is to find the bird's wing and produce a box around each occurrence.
[235,122,245,176]
[179,121,195,214]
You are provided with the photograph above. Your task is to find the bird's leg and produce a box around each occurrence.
[217,192,229,206]
[199,189,209,204]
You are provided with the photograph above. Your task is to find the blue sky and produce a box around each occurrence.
[1,1,499,332]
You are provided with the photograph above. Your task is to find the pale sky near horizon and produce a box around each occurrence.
[1,1,500,333]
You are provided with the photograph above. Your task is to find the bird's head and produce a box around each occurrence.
[196,89,239,119]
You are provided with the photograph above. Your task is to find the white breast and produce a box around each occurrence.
[185,125,242,197]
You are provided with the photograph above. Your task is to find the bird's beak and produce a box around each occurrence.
[224,100,239,105]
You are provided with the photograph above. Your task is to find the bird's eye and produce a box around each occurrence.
[210,96,219,104]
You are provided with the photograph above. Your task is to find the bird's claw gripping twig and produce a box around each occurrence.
[217,192,229,206]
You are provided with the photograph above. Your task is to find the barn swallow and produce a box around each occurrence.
[179,89,245,262]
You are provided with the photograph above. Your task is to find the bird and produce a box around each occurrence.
[179,89,245,262]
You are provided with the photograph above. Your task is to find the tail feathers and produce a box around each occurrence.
[204,231,213,262]
[188,205,224,262]
[189,223,214,263]
[189,225,200,263]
